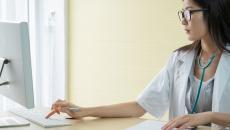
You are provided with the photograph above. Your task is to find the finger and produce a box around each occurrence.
[51,104,59,113]
[56,107,61,114]
[162,118,177,130]
[165,119,188,130]
[51,103,56,110]
[58,106,75,113]
[45,109,57,119]
[65,110,77,118]
[53,101,69,108]
[162,115,183,130]
[178,122,192,130]
[51,101,61,110]
[51,101,69,110]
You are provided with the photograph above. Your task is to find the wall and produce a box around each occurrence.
[68,0,189,120]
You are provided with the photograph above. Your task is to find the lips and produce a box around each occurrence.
[185,29,190,34]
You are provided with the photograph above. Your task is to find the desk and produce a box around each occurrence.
[1,112,217,130]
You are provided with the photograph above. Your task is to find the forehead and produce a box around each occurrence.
[183,0,201,9]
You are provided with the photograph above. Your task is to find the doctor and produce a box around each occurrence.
[46,0,230,129]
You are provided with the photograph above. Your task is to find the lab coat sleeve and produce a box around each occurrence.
[136,51,177,118]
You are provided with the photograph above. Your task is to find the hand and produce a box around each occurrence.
[161,112,213,130]
[45,99,84,119]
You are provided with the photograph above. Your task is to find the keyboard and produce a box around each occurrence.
[10,108,72,128]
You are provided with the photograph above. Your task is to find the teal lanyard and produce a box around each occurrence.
[191,51,216,114]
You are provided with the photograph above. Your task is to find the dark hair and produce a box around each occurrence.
[179,0,230,53]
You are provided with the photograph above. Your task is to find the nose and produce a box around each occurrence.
[181,18,187,25]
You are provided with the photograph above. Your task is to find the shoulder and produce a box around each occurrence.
[170,44,196,62]
[165,43,198,72]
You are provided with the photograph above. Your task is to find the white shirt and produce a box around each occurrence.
[186,74,214,113]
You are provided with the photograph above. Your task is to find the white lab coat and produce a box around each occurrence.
[137,47,230,121]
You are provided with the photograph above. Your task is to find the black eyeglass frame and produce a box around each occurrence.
[178,8,208,22]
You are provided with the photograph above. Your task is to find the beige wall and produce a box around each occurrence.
[68,0,189,120]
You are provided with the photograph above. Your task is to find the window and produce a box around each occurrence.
[0,0,68,110]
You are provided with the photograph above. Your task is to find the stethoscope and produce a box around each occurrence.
[190,50,216,114]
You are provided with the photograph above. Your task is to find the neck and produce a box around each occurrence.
[200,35,219,55]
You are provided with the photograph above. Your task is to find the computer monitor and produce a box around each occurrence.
[0,22,34,109]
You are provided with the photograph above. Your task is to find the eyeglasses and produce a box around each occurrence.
[178,9,208,22]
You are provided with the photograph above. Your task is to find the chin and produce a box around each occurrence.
[187,36,199,41]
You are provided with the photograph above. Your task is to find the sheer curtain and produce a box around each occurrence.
[0,0,27,21]
[29,0,68,107]
[0,0,68,110]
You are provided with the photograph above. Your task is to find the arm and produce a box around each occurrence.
[84,101,146,118]
[46,100,146,119]
[211,112,230,127]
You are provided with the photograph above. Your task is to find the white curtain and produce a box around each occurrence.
[0,0,27,21]
[0,0,68,110]
[29,0,68,107]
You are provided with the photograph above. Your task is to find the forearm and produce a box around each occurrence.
[211,112,230,127]
[82,101,146,118]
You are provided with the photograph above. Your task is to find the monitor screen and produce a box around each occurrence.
[0,22,34,109]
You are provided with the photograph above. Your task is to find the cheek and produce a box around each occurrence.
[188,18,208,40]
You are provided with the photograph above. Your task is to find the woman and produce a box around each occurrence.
[46,0,230,129]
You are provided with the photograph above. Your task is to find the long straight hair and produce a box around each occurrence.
[179,0,230,53]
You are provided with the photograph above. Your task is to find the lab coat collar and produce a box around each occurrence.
[177,49,196,65]
[176,49,197,115]
[177,47,230,81]
[177,48,197,78]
